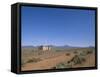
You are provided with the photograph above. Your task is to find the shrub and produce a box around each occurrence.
[55,62,73,69]
[86,50,93,54]
[27,59,34,63]
[65,53,70,56]
[26,58,41,63]
[55,63,66,69]
[67,61,71,63]
[51,67,56,69]
[73,51,78,54]
[21,61,25,66]
[65,64,72,68]
[80,52,86,56]
[71,55,81,65]
[80,57,86,62]
[79,50,93,57]
[70,55,86,65]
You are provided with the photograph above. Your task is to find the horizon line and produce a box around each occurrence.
[22,44,95,47]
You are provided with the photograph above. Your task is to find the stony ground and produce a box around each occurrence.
[21,48,95,71]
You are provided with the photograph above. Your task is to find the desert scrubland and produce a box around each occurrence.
[21,47,95,71]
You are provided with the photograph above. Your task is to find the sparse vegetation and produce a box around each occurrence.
[55,62,73,69]
[65,53,70,56]
[80,50,93,57]
[38,52,42,55]
[26,57,42,63]
[86,50,93,54]
[70,55,86,65]
[54,53,87,69]
[21,60,26,67]
[21,47,95,71]
[55,50,61,52]
[73,51,78,54]
[55,63,66,68]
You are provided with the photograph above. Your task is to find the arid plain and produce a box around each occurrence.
[21,47,95,71]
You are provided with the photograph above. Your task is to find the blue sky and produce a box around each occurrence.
[21,6,95,47]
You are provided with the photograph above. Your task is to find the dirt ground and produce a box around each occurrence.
[21,48,95,71]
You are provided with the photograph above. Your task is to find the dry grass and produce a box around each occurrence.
[21,48,95,71]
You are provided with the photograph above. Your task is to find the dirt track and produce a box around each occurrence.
[22,53,74,71]
[21,48,95,71]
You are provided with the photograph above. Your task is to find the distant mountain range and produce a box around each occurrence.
[22,45,95,48]
[22,46,35,48]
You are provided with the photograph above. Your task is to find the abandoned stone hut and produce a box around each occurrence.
[38,45,51,51]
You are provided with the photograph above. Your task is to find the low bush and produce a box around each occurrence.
[56,63,65,68]
[73,51,78,54]
[80,52,87,56]
[65,53,70,56]
[69,55,86,65]
[86,50,93,54]
[26,57,41,63]
[21,60,25,66]
[55,62,73,69]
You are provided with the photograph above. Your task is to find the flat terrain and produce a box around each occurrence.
[21,47,95,71]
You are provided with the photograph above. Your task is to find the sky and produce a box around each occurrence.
[21,6,95,47]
